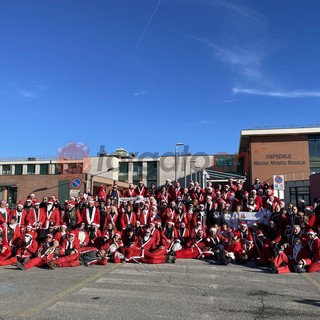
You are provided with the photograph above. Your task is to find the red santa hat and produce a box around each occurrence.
[257,230,264,237]
[68,232,76,236]
[17,200,24,207]
[61,223,67,228]
[167,220,175,225]
[34,199,40,205]
[26,197,32,202]
[68,201,76,207]
[48,197,55,203]
[307,229,316,235]
[25,224,33,230]
[305,206,313,212]
[240,221,247,227]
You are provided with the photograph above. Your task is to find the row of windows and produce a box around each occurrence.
[1,164,81,175]
[118,162,158,187]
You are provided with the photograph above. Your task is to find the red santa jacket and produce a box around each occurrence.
[60,237,81,255]
[76,229,90,247]
[25,208,47,228]
[11,209,28,229]
[81,206,100,227]
[134,186,149,198]
[307,237,320,262]
[0,208,13,225]
[137,235,156,252]
[123,188,136,198]
[42,207,60,228]
[119,211,137,230]
[105,211,120,230]
[161,208,176,226]
[17,238,38,258]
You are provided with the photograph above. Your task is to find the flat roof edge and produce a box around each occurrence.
[241,127,320,136]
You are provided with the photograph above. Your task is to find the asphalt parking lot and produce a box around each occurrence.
[0,259,319,320]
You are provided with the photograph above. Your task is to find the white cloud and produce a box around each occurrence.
[211,0,264,24]
[133,91,147,97]
[5,81,45,98]
[233,87,320,98]
[19,90,37,98]
[189,36,265,80]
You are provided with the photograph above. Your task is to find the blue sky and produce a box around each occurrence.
[1,0,320,158]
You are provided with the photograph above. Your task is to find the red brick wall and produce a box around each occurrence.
[0,173,86,203]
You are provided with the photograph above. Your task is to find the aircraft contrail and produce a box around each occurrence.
[133,0,163,55]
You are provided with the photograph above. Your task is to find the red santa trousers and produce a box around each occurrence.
[0,256,17,266]
[307,261,320,273]
[55,253,80,267]
[175,247,200,259]
[140,248,167,264]
[23,256,49,270]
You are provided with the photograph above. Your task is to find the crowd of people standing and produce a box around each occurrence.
[0,178,319,273]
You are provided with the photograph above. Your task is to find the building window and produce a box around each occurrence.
[119,162,129,182]
[27,164,36,175]
[289,186,310,206]
[214,154,239,174]
[2,165,11,175]
[133,162,142,185]
[309,135,320,174]
[40,164,48,175]
[15,164,23,175]
[147,161,157,187]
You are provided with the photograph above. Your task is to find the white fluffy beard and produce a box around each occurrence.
[47,204,53,211]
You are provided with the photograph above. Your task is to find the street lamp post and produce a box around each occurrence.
[175,143,184,183]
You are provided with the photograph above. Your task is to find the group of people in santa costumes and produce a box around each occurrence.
[0,177,319,273]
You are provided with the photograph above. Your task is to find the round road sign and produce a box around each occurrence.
[70,177,83,189]
[274,176,283,184]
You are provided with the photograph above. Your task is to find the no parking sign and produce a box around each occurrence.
[273,175,285,191]
[70,177,83,189]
